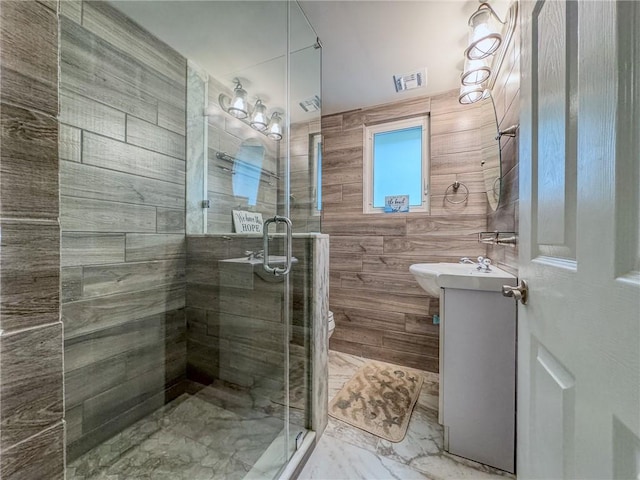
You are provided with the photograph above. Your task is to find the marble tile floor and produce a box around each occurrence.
[67,380,306,480]
[298,350,515,480]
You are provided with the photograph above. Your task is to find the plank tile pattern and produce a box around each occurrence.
[58,1,188,462]
[185,235,313,418]
[486,20,521,276]
[0,1,58,116]
[288,119,322,233]
[322,91,488,373]
[0,0,65,476]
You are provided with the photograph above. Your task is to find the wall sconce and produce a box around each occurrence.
[249,100,268,131]
[461,57,491,86]
[458,2,518,104]
[465,3,503,60]
[459,84,486,105]
[219,78,249,119]
[267,112,283,140]
[217,79,283,141]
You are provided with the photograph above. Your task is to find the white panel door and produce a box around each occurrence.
[518,1,640,478]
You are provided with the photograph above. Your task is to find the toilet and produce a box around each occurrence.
[327,311,335,338]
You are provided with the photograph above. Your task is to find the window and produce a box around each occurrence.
[363,116,430,214]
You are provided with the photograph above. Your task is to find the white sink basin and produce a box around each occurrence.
[409,262,516,296]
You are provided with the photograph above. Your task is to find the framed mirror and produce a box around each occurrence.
[479,92,501,210]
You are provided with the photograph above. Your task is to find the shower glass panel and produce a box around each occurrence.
[286,0,322,463]
[59,1,319,479]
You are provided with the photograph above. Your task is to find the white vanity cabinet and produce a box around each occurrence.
[439,287,516,473]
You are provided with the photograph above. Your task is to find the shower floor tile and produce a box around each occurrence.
[66,385,290,480]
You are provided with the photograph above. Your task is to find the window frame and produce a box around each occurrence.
[363,116,430,214]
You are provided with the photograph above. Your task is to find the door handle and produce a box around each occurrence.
[262,215,293,276]
[502,279,528,305]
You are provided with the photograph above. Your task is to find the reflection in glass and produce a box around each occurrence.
[267,112,284,140]
[250,99,269,131]
[228,79,249,118]
[232,139,265,206]
[479,92,502,210]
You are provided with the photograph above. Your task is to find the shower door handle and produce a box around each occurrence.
[263,215,293,276]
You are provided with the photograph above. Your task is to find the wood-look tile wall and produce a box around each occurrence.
[322,91,488,372]
[487,17,521,275]
[58,1,188,460]
[0,1,65,478]
[288,120,322,233]
[185,236,312,406]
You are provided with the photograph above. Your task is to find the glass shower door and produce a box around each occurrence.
[284,0,322,464]
[60,0,318,478]
[187,2,294,477]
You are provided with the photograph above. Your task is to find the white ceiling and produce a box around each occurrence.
[110,0,510,118]
[299,0,479,115]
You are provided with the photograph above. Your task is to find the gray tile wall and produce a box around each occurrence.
[287,120,322,233]
[0,1,65,478]
[58,0,188,461]
[321,92,488,373]
[185,235,314,422]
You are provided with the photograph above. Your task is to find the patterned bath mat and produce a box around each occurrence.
[329,361,424,442]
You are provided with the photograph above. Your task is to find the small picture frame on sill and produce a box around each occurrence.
[232,210,263,234]
[384,195,409,213]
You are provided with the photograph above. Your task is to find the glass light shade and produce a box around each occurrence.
[459,84,485,105]
[228,82,248,119]
[267,113,283,140]
[461,57,491,86]
[466,5,502,60]
[249,100,268,131]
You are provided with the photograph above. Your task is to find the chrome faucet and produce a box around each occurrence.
[476,256,492,271]
[245,250,264,260]
[459,256,492,271]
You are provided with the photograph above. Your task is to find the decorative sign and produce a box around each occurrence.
[384,195,409,213]
[232,210,264,234]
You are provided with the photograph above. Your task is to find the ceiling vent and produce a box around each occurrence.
[299,95,321,113]
[393,69,427,93]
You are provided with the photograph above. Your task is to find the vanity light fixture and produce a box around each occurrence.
[267,112,283,141]
[220,78,249,119]
[249,99,268,131]
[217,79,283,141]
[461,57,491,86]
[465,3,503,60]
[458,1,518,104]
[459,84,486,105]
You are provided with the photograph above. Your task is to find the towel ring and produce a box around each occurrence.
[444,181,469,204]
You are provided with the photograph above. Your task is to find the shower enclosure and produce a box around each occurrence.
[59,1,322,478]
